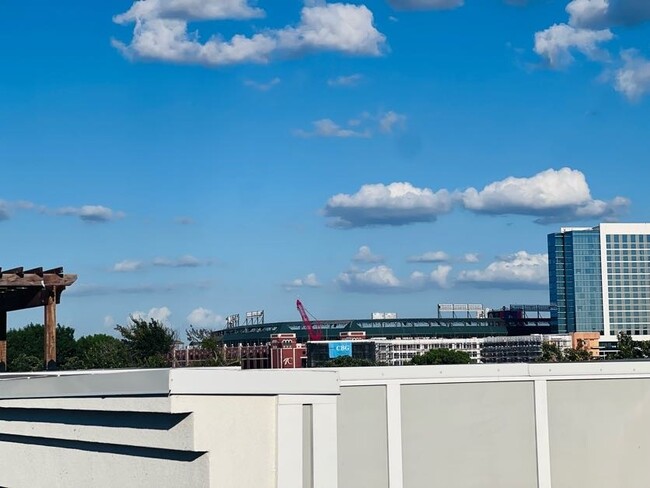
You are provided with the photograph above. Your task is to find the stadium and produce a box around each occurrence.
[214,304,555,346]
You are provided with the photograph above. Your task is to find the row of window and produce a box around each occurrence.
[606,234,650,243]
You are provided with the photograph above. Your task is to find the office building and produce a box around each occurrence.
[548,223,650,338]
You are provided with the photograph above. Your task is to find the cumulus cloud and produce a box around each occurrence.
[462,253,480,263]
[387,0,464,10]
[113,260,144,272]
[567,0,650,29]
[337,264,452,292]
[104,315,116,328]
[114,0,263,23]
[186,307,224,327]
[460,167,629,224]
[406,251,449,263]
[379,111,407,133]
[409,265,452,288]
[132,306,172,323]
[457,251,548,288]
[324,182,454,228]
[244,77,280,91]
[283,273,321,290]
[337,265,402,291]
[353,246,384,263]
[324,168,628,228]
[294,118,371,138]
[615,49,650,101]
[534,23,613,68]
[55,205,125,223]
[328,73,363,87]
[113,2,386,66]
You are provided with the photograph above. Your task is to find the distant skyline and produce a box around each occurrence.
[1,0,649,336]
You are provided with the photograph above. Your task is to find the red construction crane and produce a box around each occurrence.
[296,299,323,341]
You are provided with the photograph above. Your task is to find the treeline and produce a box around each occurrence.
[5,317,223,372]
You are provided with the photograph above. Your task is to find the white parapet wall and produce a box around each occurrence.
[3,362,650,487]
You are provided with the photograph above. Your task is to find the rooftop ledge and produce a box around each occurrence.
[2,362,650,400]
[0,367,340,400]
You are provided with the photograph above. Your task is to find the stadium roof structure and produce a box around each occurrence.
[0,267,77,371]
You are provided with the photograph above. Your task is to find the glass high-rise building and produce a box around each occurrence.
[548,223,650,337]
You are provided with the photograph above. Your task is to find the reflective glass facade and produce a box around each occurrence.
[548,229,603,333]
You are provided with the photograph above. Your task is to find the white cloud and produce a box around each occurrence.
[406,251,449,263]
[0,200,39,221]
[114,0,264,23]
[387,0,464,10]
[457,251,548,288]
[244,77,281,91]
[615,49,650,101]
[112,255,211,272]
[337,264,452,292]
[132,306,172,323]
[103,315,116,328]
[462,253,480,263]
[56,205,125,222]
[337,265,401,291]
[186,307,224,327]
[324,182,454,228]
[353,246,384,263]
[113,260,144,272]
[114,3,386,66]
[534,23,613,68]
[294,118,371,138]
[460,167,629,224]
[284,273,321,290]
[276,4,385,56]
[379,111,407,133]
[153,255,210,267]
[328,74,363,87]
[296,110,406,138]
[567,0,650,29]
[409,265,452,288]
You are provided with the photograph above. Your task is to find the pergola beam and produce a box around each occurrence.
[0,266,76,371]
[0,273,77,288]
[0,311,6,372]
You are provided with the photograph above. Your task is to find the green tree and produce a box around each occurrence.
[318,356,376,367]
[563,347,592,362]
[186,326,226,366]
[73,334,131,369]
[615,332,643,359]
[10,353,43,372]
[115,316,177,367]
[537,342,564,363]
[410,348,472,365]
[7,323,78,371]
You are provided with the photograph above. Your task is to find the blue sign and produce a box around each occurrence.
[329,341,352,358]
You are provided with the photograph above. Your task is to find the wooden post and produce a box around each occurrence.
[44,286,57,371]
[0,311,7,372]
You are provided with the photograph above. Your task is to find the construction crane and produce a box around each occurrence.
[296,299,323,341]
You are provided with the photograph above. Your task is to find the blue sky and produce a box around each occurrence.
[1,0,649,336]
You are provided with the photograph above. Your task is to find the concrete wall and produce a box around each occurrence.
[3,363,650,487]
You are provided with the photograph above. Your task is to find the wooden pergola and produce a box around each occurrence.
[0,267,77,372]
